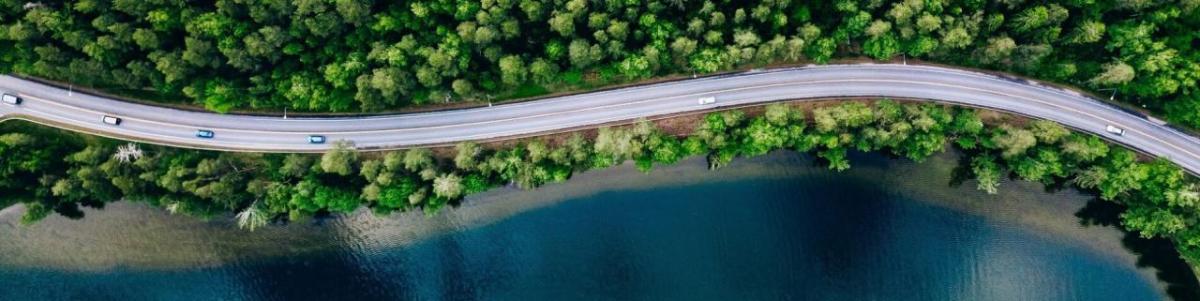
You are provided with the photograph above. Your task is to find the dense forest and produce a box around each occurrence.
[1,0,1198,125]
[5,100,1200,264]
[3,0,1200,269]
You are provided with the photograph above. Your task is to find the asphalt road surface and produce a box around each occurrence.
[4,64,1200,174]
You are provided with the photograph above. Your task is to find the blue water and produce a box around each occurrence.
[0,171,1164,300]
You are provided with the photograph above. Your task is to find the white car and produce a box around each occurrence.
[102,115,122,125]
[1,94,20,105]
[698,96,716,105]
[1105,125,1125,136]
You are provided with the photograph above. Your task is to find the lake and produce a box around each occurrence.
[0,151,1194,300]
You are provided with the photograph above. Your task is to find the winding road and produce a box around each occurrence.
[3,64,1200,174]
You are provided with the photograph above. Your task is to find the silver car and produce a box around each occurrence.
[102,115,122,125]
[1105,125,1125,136]
[1,94,21,105]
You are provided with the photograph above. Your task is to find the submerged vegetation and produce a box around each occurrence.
[4,100,1200,264]
[1,0,1198,126]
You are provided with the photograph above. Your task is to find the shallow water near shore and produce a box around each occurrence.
[0,150,1193,300]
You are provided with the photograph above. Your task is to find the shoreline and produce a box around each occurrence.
[0,151,1164,271]
[0,148,1188,298]
[0,204,21,219]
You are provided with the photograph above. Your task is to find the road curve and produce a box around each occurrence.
[3,64,1200,174]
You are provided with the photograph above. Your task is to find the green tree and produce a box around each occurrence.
[1060,134,1109,162]
[403,148,433,172]
[455,142,483,171]
[863,34,900,60]
[1066,20,1105,44]
[432,173,464,199]
[498,55,528,86]
[993,125,1037,158]
[529,58,559,84]
[977,36,1016,64]
[1029,120,1069,144]
[1089,61,1135,86]
[971,155,1002,194]
[320,141,358,176]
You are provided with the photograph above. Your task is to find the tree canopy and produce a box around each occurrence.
[2,0,1197,128]
[6,99,1200,266]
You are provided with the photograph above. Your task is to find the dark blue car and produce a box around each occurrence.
[195,130,215,139]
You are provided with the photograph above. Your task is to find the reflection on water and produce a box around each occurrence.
[0,151,1190,300]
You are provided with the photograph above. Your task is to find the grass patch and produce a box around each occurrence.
[497,83,550,100]
[561,70,584,85]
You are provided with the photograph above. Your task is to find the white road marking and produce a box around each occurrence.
[2,65,1198,174]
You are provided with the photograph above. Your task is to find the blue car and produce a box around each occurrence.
[308,135,326,144]
[195,130,215,139]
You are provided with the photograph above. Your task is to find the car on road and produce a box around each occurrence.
[308,135,327,144]
[101,115,122,125]
[2,93,21,105]
[1106,125,1125,136]
[698,96,716,105]
[195,130,215,139]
